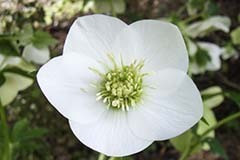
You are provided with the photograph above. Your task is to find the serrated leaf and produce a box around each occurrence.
[10,119,48,157]
[32,30,57,49]
[17,128,48,142]
[11,119,29,142]
[206,138,229,160]
[15,24,33,46]
[231,27,240,45]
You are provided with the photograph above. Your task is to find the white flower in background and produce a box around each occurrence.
[22,44,50,64]
[37,14,203,157]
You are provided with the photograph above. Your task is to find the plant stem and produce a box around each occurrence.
[179,111,240,160]
[98,153,106,160]
[201,112,240,138]
[183,13,202,24]
[179,138,191,160]
[110,0,117,17]
[0,102,11,160]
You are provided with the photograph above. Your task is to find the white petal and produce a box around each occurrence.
[22,44,50,64]
[63,14,127,62]
[69,110,153,157]
[37,54,107,124]
[197,42,222,71]
[112,20,188,72]
[128,69,203,140]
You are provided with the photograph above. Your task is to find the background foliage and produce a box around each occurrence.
[0,0,240,160]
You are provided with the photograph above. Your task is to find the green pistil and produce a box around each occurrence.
[95,58,145,111]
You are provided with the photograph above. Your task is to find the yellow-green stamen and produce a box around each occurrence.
[94,56,145,111]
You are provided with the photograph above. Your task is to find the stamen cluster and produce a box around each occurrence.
[96,60,145,111]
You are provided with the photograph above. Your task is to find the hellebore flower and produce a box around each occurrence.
[37,14,203,157]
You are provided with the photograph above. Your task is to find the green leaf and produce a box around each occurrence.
[0,122,3,153]
[11,119,47,142]
[225,91,240,107]
[186,38,197,56]
[201,86,224,109]
[203,0,219,17]
[32,30,57,49]
[94,0,126,14]
[15,24,34,46]
[221,43,238,60]
[2,67,34,79]
[17,128,48,142]
[11,119,29,142]
[206,138,229,160]
[186,16,231,38]
[197,106,217,150]
[0,73,33,106]
[195,47,211,67]
[170,130,193,153]
[112,0,126,14]
[0,55,35,105]
[0,121,3,140]
[0,40,19,56]
[0,73,6,86]
[201,117,209,126]
[94,0,111,13]
[230,27,240,45]
[0,55,36,72]
[170,129,203,154]
[187,0,206,15]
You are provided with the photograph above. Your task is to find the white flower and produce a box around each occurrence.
[37,14,203,157]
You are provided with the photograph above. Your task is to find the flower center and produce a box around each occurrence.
[96,59,146,111]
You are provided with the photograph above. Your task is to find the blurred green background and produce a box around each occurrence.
[0,0,240,160]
